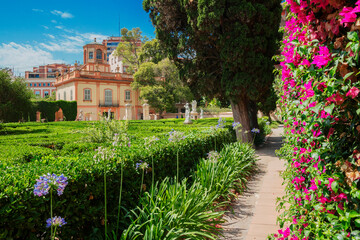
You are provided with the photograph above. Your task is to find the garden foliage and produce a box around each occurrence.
[143,0,282,142]
[275,0,360,239]
[0,120,234,239]
[121,142,256,239]
[0,70,33,122]
[32,100,77,122]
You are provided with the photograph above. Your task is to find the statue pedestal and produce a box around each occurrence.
[143,103,150,120]
[183,119,193,124]
[191,112,198,120]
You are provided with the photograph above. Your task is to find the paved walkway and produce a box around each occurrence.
[220,126,285,240]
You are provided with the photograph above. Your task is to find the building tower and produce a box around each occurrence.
[83,38,107,66]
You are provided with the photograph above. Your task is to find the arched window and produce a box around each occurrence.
[89,51,93,59]
[105,89,112,106]
[96,49,102,59]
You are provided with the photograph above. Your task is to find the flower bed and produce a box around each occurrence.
[120,142,256,239]
[0,123,235,239]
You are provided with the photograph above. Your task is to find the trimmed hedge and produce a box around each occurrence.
[0,127,235,239]
[30,100,77,122]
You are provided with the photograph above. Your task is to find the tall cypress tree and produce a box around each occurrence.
[143,0,282,141]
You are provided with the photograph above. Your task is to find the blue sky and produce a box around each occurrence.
[0,0,155,75]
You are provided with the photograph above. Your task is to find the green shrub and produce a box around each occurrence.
[56,100,77,121]
[121,142,256,239]
[84,118,129,144]
[0,128,234,239]
[253,117,272,146]
[195,142,256,200]
[121,179,224,240]
[31,100,77,122]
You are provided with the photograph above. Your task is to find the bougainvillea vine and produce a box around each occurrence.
[274,0,360,239]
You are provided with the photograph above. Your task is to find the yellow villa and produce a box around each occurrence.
[55,39,143,120]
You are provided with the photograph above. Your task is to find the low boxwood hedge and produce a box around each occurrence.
[0,127,235,239]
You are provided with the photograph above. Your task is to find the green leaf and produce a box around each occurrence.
[349,210,360,219]
[355,218,360,228]
[348,31,359,42]
[336,233,344,240]
[313,104,321,113]
[356,108,360,116]
[343,72,354,81]
[324,104,335,115]
[331,181,339,193]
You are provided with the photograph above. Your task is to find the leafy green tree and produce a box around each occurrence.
[139,39,167,64]
[133,59,193,114]
[114,27,147,72]
[0,70,33,122]
[257,85,278,123]
[143,0,282,142]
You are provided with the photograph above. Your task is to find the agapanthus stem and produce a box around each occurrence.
[140,169,144,195]
[50,188,53,240]
[104,172,107,239]
[215,136,217,152]
[151,155,154,193]
[53,226,57,240]
[116,162,123,237]
[176,149,179,182]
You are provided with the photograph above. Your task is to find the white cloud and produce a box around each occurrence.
[39,31,107,53]
[42,25,49,29]
[32,9,44,12]
[80,33,108,42]
[0,42,63,75]
[51,20,57,24]
[51,10,74,19]
[0,27,108,75]
[44,34,55,39]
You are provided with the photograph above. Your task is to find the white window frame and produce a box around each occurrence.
[84,89,91,101]
[125,90,131,101]
[105,89,112,105]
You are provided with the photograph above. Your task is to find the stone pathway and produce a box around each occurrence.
[220,126,285,240]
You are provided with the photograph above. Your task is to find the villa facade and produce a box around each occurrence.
[55,39,142,121]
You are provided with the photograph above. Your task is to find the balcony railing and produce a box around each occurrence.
[98,101,119,107]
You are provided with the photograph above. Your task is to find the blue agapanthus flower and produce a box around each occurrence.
[33,173,68,197]
[216,118,226,129]
[168,130,185,142]
[232,122,241,129]
[46,216,67,228]
[136,160,149,171]
[251,128,260,134]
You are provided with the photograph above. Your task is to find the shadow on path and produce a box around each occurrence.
[219,126,284,240]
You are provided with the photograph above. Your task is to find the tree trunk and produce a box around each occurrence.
[267,112,272,123]
[230,97,252,143]
[248,100,259,130]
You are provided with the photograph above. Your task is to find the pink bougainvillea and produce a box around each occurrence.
[346,87,360,99]
[274,0,360,239]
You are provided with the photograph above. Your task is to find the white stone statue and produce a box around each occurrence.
[107,108,111,121]
[142,103,150,120]
[154,114,157,120]
[125,104,132,120]
[200,108,204,119]
[191,100,197,113]
[184,103,192,124]
[78,110,83,121]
